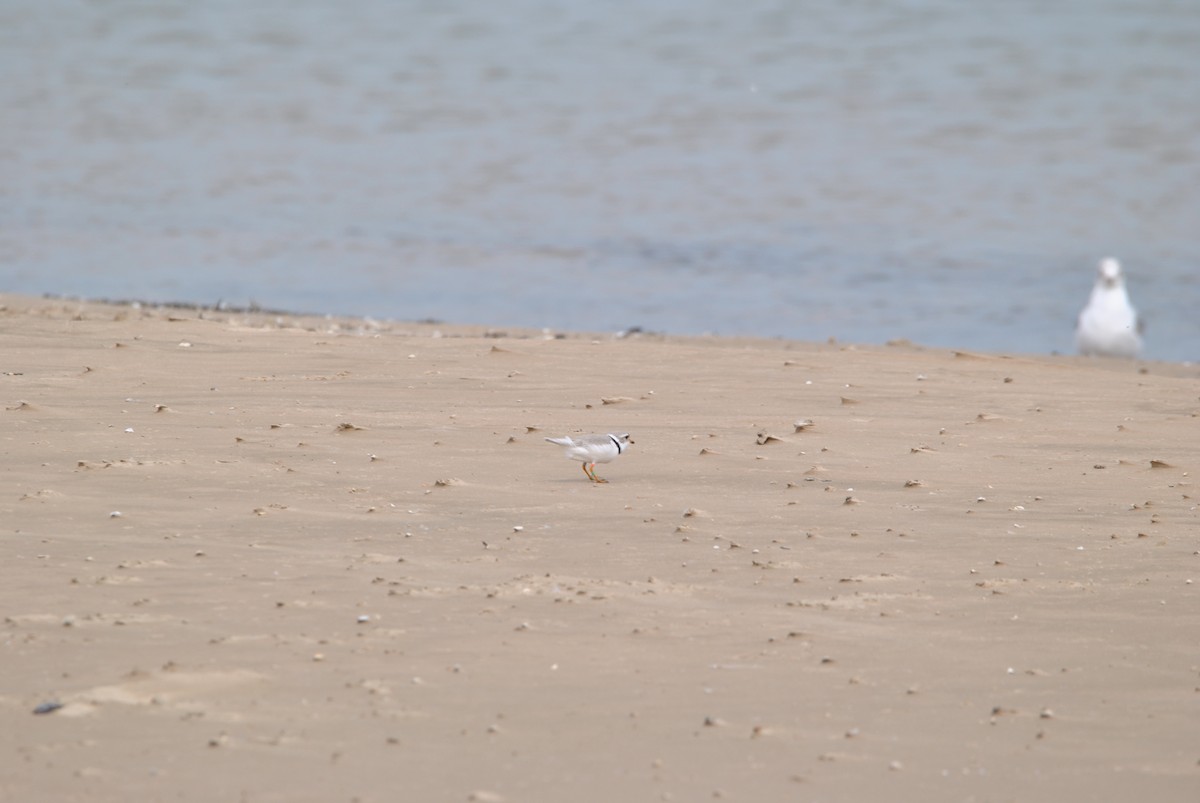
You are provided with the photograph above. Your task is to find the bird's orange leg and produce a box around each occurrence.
[590,463,608,483]
[581,462,593,481]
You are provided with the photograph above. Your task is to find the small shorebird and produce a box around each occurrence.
[544,433,632,483]
[1076,257,1142,358]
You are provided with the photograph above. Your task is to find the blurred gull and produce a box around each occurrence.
[1075,257,1142,359]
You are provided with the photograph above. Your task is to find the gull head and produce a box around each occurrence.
[1097,257,1123,289]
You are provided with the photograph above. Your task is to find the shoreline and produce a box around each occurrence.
[3,291,1197,801]
[15,291,1198,370]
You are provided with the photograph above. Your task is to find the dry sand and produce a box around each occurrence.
[2,293,1198,802]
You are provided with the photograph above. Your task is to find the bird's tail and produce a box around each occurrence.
[544,437,573,446]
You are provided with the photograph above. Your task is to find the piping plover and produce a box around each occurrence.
[1075,257,1142,358]
[544,433,632,483]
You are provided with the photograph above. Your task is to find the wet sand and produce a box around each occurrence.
[2,293,1197,802]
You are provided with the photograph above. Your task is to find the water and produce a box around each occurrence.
[2,0,1198,360]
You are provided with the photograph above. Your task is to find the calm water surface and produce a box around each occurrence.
[2,1,1198,359]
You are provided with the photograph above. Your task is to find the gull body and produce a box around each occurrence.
[1076,257,1142,359]
[544,433,632,483]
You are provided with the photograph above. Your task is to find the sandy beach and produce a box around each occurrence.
[2,293,1197,802]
